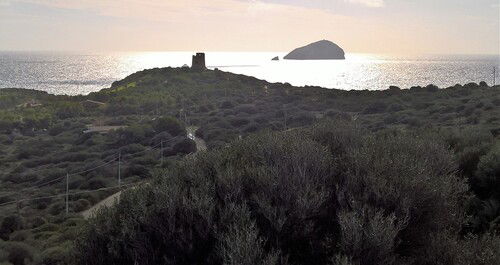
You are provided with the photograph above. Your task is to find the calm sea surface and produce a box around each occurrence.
[0,51,499,95]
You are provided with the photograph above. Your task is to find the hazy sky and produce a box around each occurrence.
[0,0,499,54]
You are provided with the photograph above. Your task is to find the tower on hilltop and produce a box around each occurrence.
[191,53,206,71]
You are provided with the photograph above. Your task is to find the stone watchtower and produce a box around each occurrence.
[191,53,206,71]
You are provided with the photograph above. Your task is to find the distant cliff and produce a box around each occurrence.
[284,40,345,60]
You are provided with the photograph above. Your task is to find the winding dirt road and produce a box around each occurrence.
[80,126,207,219]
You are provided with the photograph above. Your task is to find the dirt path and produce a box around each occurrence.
[80,126,207,219]
[81,191,122,219]
[187,126,207,151]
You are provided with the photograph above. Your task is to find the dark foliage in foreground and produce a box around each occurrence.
[76,122,499,265]
[1,68,499,263]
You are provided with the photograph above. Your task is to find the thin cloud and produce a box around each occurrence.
[346,0,385,8]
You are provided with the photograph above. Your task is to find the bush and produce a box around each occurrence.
[420,233,500,265]
[474,144,500,199]
[48,124,65,136]
[30,217,46,229]
[171,138,197,155]
[234,104,258,114]
[219,101,234,109]
[112,125,153,145]
[73,199,91,212]
[0,241,36,265]
[75,121,476,265]
[229,117,250,127]
[362,102,388,114]
[82,177,107,190]
[40,241,73,265]
[425,84,439,92]
[289,112,316,126]
[153,116,185,136]
[150,132,173,145]
[48,202,66,216]
[0,216,23,241]
[445,128,493,182]
[195,127,206,139]
[9,231,30,242]
[388,103,404,112]
[242,123,259,133]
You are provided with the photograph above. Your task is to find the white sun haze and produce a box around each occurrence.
[346,0,384,8]
[0,0,498,54]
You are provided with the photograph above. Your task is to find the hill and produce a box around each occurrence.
[284,40,345,60]
[0,67,499,264]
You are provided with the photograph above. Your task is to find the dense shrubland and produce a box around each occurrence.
[0,67,499,264]
[75,122,499,265]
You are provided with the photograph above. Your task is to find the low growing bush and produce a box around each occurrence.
[75,121,487,265]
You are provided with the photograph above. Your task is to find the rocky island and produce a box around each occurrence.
[284,40,345,60]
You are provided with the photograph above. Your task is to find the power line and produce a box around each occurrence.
[1,139,175,210]
[17,140,162,192]
[14,142,159,183]
[68,157,118,177]
[0,182,141,207]
[120,144,158,159]
[31,157,118,189]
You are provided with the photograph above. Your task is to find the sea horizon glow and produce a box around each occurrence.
[1,51,498,95]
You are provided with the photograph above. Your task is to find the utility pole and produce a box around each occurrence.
[118,152,121,188]
[65,173,69,214]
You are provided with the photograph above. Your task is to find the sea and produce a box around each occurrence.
[0,51,499,95]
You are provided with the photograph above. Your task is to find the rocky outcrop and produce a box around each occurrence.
[284,40,345,60]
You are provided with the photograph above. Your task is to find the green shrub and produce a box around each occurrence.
[112,125,151,145]
[48,202,66,216]
[220,101,234,109]
[72,199,91,212]
[242,123,259,133]
[289,112,315,126]
[75,121,475,265]
[474,144,500,199]
[68,175,85,190]
[9,231,30,242]
[234,104,258,114]
[420,233,500,265]
[40,241,73,265]
[30,217,46,229]
[150,132,173,145]
[0,216,23,241]
[0,241,37,265]
[362,102,388,114]
[81,177,107,190]
[171,138,196,155]
[388,103,404,112]
[445,128,493,181]
[153,116,185,136]
[229,117,250,127]
[48,124,65,136]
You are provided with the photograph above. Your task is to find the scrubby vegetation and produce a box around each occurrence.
[0,67,499,264]
[75,122,499,265]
